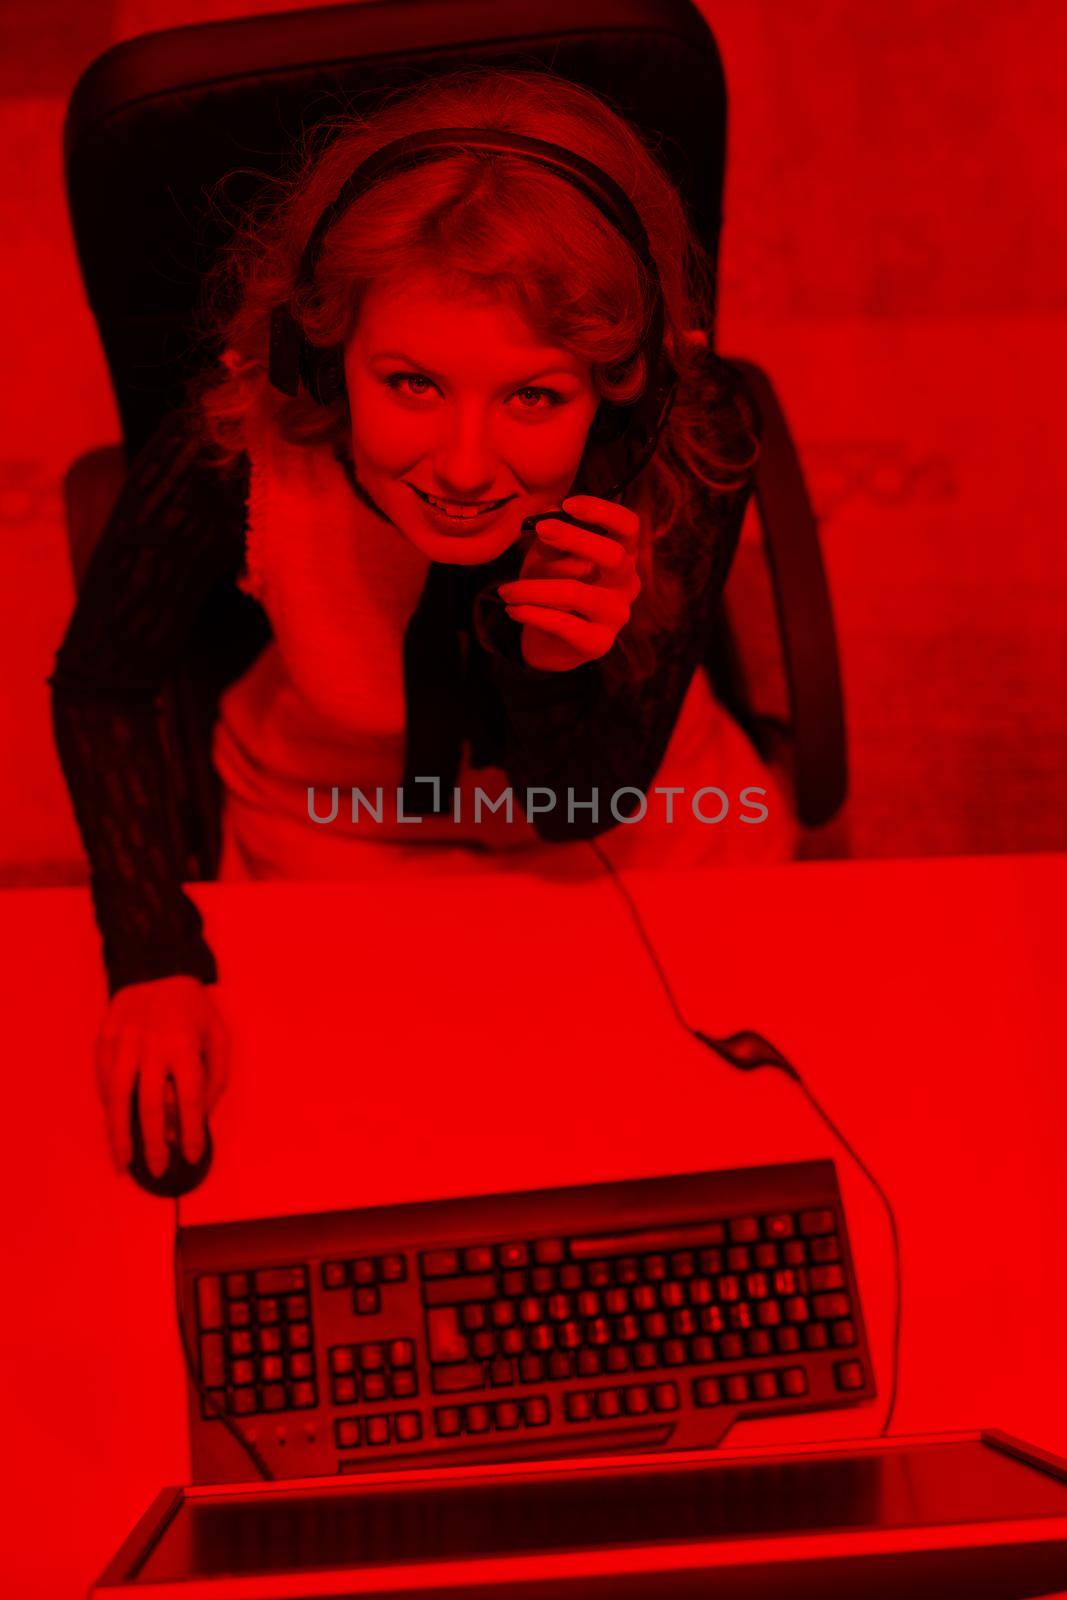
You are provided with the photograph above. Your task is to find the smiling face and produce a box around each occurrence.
[343,273,601,565]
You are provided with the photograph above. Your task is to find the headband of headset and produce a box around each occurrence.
[267,126,677,497]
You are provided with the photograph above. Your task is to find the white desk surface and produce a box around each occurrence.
[5,850,1065,1597]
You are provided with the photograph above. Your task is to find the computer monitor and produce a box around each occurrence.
[93,1431,1067,1597]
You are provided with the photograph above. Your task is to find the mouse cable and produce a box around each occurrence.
[586,836,901,1439]
[171,1195,274,1481]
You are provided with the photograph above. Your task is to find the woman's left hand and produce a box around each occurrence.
[497,495,641,672]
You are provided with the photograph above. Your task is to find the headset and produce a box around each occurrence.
[267,127,678,503]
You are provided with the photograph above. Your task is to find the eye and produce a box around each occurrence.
[512,386,564,411]
[383,372,437,399]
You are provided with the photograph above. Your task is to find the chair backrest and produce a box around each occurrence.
[64,0,728,456]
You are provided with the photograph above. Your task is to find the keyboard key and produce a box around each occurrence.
[427,1309,468,1364]
[560,1265,583,1291]
[643,1312,668,1339]
[785,1297,810,1323]
[421,1250,460,1277]
[719,1334,744,1360]
[530,1325,554,1353]
[606,1346,631,1373]
[727,1246,751,1272]
[258,1326,282,1353]
[524,1396,550,1425]
[728,1303,754,1330]
[699,1306,725,1334]
[501,1328,524,1355]
[773,1269,797,1296]
[688,1279,713,1306]
[699,1248,723,1274]
[671,1251,696,1277]
[548,1294,571,1321]
[534,1239,565,1264]
[330,1347,355,1374]
[531,1267,555,1294]
[432,1362,485,1394]
[633,1342,658,1369]
[633,1285,656,1312]
[290,1381,316,1408]
[764,1214,795,1238]
[746,1330,773,1356]
[258,1299,280,1324]
[776,1327,801,1353]
[566,1392,593,1421]
[197,1277,223,1331]
[813,1293,850,1320]
[724,1375,750,1402]
[520,1355,544,1383]
[671,1309,697,1337]
[498,1243,529,1268]
[809,1265,845,1291]
[784,1240,807,1266]
[578,1290,600,1317]
[781,1367,808,1396]
[351,1259,376,1286]
[321,1262,347,1290]
[644,1255,667,1281]
[228,1330,253,1358]
[424,1274,496,1307]
[380,1254,407,1282]
[754,1372,779,1400]
[729,1217,759,1243]
[336,1418,361,1448]
[832,1319,857,1347]
[230,1387,256,1415]
[332,1376,357,1403]
[660,1282,685,1309]
[810,1236,841,1263]
[464,1246,495,1273]
[558,1322,582,1350]
[231,1358,255,1386]
[585,1262,612,1288]
[717,1276,740,1301]
[652,1382,680,1411]
[491,1301,516,1327]
[366,1415,391,1446]
[694,1377,721,1407]
[615,1257,641,1284]
[435,1407,462,1436]
[754,1243,779,1269]
[549,1352,573,1378]
[200,1333,225,1388]
[363,1374,387,1401]
[285,1295,309,1321]
[625,1386,651,1415]
[690,1334,715,1363]
[225,1273,250,1299]
[502,1270,527,1297]
[577,1349,602,1375]
[289,1353,314,1379]
[605,1288,629,1315]
[587,1318,611,1346]
[360,1344,385,1371]
[395,1411,422,1441]
[462,1304,486,1331]
[495,1400,521,1429]
[288,1323,312,1350]
[799,1210,835,1237]
[757,1300,782,1327]
[662,1339,687,1365]
[261,1384,286,1411]
[227,1301,251,1328]
[746,1273,769,1300]
[390,1339,415,1367]
[392,1370,417,1397]
[596,1389,622,1418]
[490,1358,515,1386]
[804,1323,829,1349]
[259,1355,284,1383]
[465,1404,491,1433]
[834,1360,866,1392]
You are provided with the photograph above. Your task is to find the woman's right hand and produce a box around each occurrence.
[96,976,229,1178]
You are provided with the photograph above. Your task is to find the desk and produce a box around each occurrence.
[6,852,1066,1597]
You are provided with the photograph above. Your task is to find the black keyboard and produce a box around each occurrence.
[179,1159,876,1482]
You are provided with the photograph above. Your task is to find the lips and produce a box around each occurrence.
[409,484,513,522]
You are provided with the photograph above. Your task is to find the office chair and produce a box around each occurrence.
[61,0,848,877]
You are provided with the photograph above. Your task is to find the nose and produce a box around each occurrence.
[432,406,500,499]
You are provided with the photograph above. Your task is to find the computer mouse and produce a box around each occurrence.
[128,1079,213,1198]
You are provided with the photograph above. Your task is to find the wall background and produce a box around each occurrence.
[1,0,1065,879]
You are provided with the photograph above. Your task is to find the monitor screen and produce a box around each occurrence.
[131,1437,1067,1584]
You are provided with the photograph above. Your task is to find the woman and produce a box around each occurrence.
[50,67,788,1182]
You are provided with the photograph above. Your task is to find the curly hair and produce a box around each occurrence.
[193,65,759,683]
